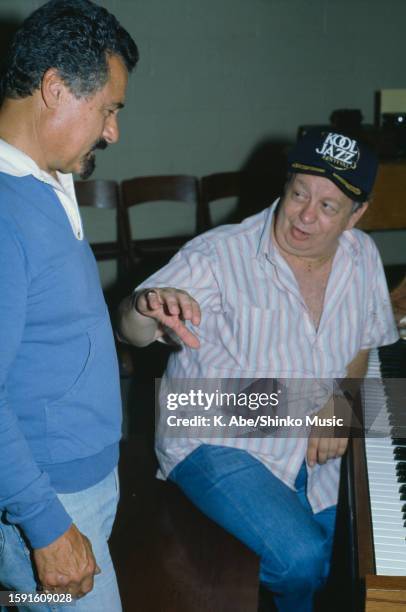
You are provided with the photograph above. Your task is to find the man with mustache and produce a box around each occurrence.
[0,1,138,609]
[119,129,398,611]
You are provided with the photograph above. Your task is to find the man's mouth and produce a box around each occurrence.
[291,225,311,240]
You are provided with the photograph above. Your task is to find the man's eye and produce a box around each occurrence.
[322,202,337,214]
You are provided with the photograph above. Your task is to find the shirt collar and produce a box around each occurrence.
[257,198,280,260]
[0,138,76,200]
[257,196,362,263]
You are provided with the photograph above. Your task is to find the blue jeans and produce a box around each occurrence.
[0,469,121,612]
[169,445,336,612]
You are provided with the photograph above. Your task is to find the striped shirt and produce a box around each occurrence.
[138,200,398,512]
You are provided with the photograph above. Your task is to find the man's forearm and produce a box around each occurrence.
[118,293,160,347]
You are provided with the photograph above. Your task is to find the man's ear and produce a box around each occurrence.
[346,201,369,230]
[41,68,69,109]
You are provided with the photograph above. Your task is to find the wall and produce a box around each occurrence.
[0,0,405,285]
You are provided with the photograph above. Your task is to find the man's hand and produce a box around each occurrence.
[33,523,100,599]
[135,288,201,349]
[306,395,351,467]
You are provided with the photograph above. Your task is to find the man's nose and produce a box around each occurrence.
[299,201,317,224]
[103,114,120,144]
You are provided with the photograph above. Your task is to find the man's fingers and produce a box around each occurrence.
[34,524,100,602]
[190,299,201,326]
[160,289,199,322]
[306,436,319,467]
[44,562,99,598]
[336,437,349,457]
[43,572,71,589]
[307,434,349,468]
[138,289,163,313]
[169,318,200,349]
[139,289,200,322]
[145,289,163,310]
[315,438,329,464]
[136,288,201,347]
[77,574,95,598]
[176,292,196,321]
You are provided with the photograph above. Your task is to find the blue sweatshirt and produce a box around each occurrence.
[0,172,122,548]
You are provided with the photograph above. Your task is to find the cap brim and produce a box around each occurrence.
[289,162,367,202]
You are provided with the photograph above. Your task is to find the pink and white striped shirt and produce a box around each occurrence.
[138,200,398,512]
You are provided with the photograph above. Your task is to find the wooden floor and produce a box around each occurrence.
[110,437,260,612]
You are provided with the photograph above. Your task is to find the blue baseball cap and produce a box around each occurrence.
[287,129,378,202]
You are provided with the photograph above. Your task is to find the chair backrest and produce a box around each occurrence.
[121,175,199,208]
[199,171,240,230]
[74,179,126,261]
[120,175,200,261]
[200,171,272,230]
[75,179,120,210]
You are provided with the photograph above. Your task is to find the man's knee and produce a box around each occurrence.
[260,535,329,595]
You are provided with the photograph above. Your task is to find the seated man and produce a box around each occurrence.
[119,130,398,612]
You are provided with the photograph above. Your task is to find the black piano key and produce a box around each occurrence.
[394,448,406,460]
[379,341,406,378]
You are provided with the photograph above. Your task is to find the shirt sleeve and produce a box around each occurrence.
[0,218,72,548]
[360,239,399,350]
[136,235,223,311]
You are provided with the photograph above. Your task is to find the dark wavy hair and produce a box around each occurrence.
[1,0,139,100]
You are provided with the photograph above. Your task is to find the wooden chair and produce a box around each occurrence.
[199,171,272,231]
[74,179,128,262]
[120,175,200,269]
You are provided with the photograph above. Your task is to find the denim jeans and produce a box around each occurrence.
[0,469,121,612]
[169,445,336,612]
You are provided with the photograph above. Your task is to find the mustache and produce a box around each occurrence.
[90,138,108,153]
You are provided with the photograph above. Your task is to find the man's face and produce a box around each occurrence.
[51,54,128,177]
[274,173,367,259]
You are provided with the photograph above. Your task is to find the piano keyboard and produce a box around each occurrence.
[363,347,406,576]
